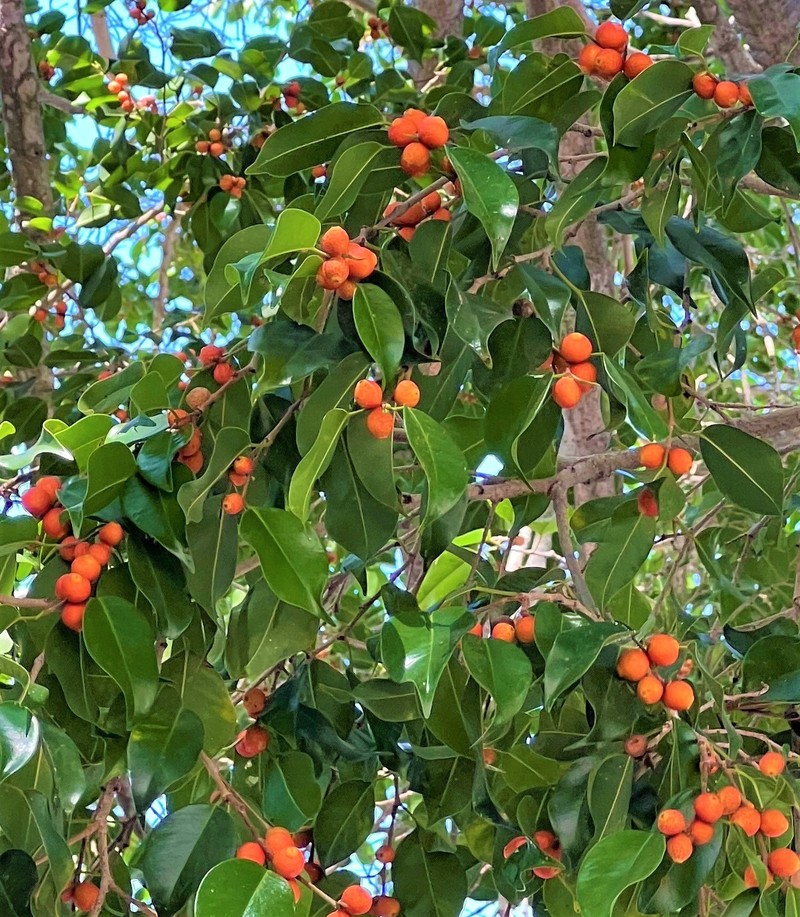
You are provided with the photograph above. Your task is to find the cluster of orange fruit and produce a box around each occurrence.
[387,110,450,177]
[168,407,205,475]
[281,81,305,113]
[578,21,653,80]
[106,72,135,113]
[469,613,536,645]
[546,333,597,409]
[503,830,563,880]
[316,227,378,300]
[30,298,67,330]
[61,880,100,912]
[366,14,390,40]
[692,72,752,108]
[616,634,695,711]
[221,454,253,516]
[128,0,154,24]
[30,260,58,287]
[639,442,693,476]
[236,686,271,758]
[219,174,247,198]
[383,190,451,241]
[353,378,420,439]
[38,60,56,80]
[195,128,227,157]
[198,343,236,384]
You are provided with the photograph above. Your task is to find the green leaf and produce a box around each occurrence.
[83,597,159,725]
[0,849,36,917]
[314,780,375,868]
[128,535,192,639]
[577,292,635,358]
[404,408,468,526]
[289,409,350,522]
[78,362,147,414]
[700,425,784,516]
[742,635,800,702]
[484,375,555,477]
[444,285,512,364]
[0,704,40,781]
[296,353,370,454]
[263,751,324,831]
[546,158,606,247]
[316,141,385,220]
[585,509,656,607]
[461,634,532,726]
[51,414,113,472]
[137,805,236,916]
[352,679,421,722]
[171,26,223,58]
[499,746,564,791]
[641,161,681,246]
[393,830,467,917]
[576,831,665,917]
[381,608,472,716]
[490,8,585,65]
[161,654,237,755]
[447,146,519,270]
[613,61,694,147]
[128,691,204,811]
[750,66,800,150]
[544,623,624,709]
[82,441,136,516]
[602,358,669,440]
[262,208,321,263]
[205,226,271,323]
[196,860,295,917]
[588,754,633,842]
[240,508,328,615]
[186,494,239,614]
[352,284,405,386]
[248,102,384,176]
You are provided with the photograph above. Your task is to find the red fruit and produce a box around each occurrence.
[730,805,760,836]
[717,786,742,815]
[400,142,431,177]
[515,614,535,644]
[37,476,62,501]
[595,21,628,52]
[417,115,449,149]
[692,72,718,99]
[199,344,225,366]
[336,280,357,300]
[61,602,86,632]
[376,844,395,864]
[55,573,92,603]
[340,885,373,916]
[317,257,350,290]
[272,845,305,879]
[42,508,70,541]
[570,361,597,391]
[366,408,394,439]
[667,448,693,476]
[578,43,602,74]
[235,724,270,758]
[222,493,245,515]
[559,332,593,363]
[243,687,267,717]
[594,48,624,79]
[491,622,515,642]
[21,486,53,518]
[237,841,266,865]
[98,522,124,546]
[768,848,800,878]
[233,456,254,476]
[71,555,102,583]
[657,809,687,837]
[387,116,418,148]
[623,52,653,79]
[639,443,666,469]
[213,362,235,384]
[311,165,327,179]
[666,834,693,864]
[647,634,680,667]
[758,751,786,776]
[694,792,723,824]
[59,536,79,563]
[319,227,351,257]
[393,380,420,407]
[744,864,772,889]
[345,243,378,281]
[72,881,100,912]
[760,808,789,838]
[503,836,527,859]
[552,376,582,409]
[354,379,384,410]
[637,488,658,517]
[738,81,753,105]
[714,80,740,108]
[264,826,293,856]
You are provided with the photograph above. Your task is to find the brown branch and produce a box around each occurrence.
[109,882,158,917]
[91,11,114,59]
[88,778,122,917]
[0,593,57,609]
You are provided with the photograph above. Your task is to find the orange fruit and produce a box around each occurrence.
[666,834,693,864]
[393,380,420,407]
[88,543,112,566]
[533,830,557,851]
[312,165,327,179]
[552,376,582,409]
[198,344,224,366]
[59,536,79,563]
[692,72,718,99]
[237,841,266,865]
[340,885,373,916]
[482,747,496,765]
[38,476,62,501]
[366,407,394,440]
[714,80,740,108]
[223,494,245,515]
[738,81,752,105]
[235,724,270,758]
[639,443,666,469]
[694,792,723,824]
[758,751,786,776]
[647,634,680,667]
[55,573,92,604]
[730,805,760,836]
[243,687,267,716]
[71,555,102,583]
[623,52,653,79]
[264,826,294,856]
[387,116,418,147]
[233,456,254,476]
[272,845,305,879]
[743,864,772,889]
[595,20,628,52]
[468,621,483,637]
[345,242,378,280]
[61,602,86,632]
[594,48,624,79]
[667,448,693,475]
[624,734,648,758]
[400,142,431,177]
[717,785,742,815]
[616,647,650,682]
[768,848,800,878]
[760,809,789,838]
[559,332,593,363]
[637,674,664,705]
[72,881,100,912]
[689,819,714,845]
[663,680,694,711]
[417,115,449,149]
[376,844,395,864]
[514,614,536,644]
[657,809,687,836]
[319,226,351,257]
[503,836,527,859]
[42,507,70,541]
[336,280,357,300]
[370,896,401,917]
[354,380,383,410]
[578,42,602,74]
[570,361,597,391]
[317,257,350,290]
[533,864,562,879]
[21,486,53,518]
[98,522,124,546]
[491,622,515,642]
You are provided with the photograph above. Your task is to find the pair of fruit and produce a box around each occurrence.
[197,344,236,385]
[282,81,304,112]
[221,455,253,515]
[640,442,693,476]
[316,227,378,299]
[30,298,67,329]
[128,0,154,24]
[219,174,246,198]
[503,830,562,879]
[383,191,451,241]
[471,614,535,645]
[578,21,653,81]
[366,14,390,40]
[195,128,226,157]
[692,72,752,108]
[388,109,450,177]
[550,333,597,409]
[616,634,695,711]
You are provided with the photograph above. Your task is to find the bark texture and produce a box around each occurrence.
[410,0,464,85]
[0,0,53,216]
[725,0,800,68]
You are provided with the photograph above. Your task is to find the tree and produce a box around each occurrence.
[1,0,800,913]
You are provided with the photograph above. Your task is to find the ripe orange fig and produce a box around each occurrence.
[72,881,100,912]
[768,847,800,878]
[595,20,628,52]
[666,833,693,864]
[758,751,786,776]
[400,142,431,177]
[491,621,515,642]
[55,573,92,604]
[637,488,658,518]
[578,42,602,74]
[223,493,245,515]
[243,687,267,717]
[237,841,266,865]
[657,809,687,836]
[393,379,420,407]
[532,864,562,880]
[730,805,760,836]
[61,602,87,632]
[552,376,582,409]
[514,614,535,644]
[272,845,305,879]
[624,734,648,758]
[717,785,742,815]
[624,52,653,79]
[738,81,753,105]
[714,80,740,108]
[760,808,789,838]
[71,555,102,583]
[431,208,451,221]
[317,257,350,290]
[37,475,62,500]
[264,826,294,856]
[21,486,53,518]
[312,164,327,179]
[88,543,112,566]
[398,227,415,242]
[636,674,664,705]
[376,844,395,864]
[387,116,418,148]
[417,115,449,149]
[667,447,693,476]
[42,507,70,541]
[421,191,442,213]
[235,724,270,758]
[354,380,383,410]
[186,386,211,410]
[663,680,694,711]
[689,819,714,846]
[570,361,597,391]
[559,332,593,363]
[468,621,483,637]
[694,792,723,824]
[233,455,254,476]
[692,72,718,99]
[647,634,680,667]
[345,243,378,280]
[366,407,394,440]
[319,226,351,257]
[370,895,401,917]
[594,48,624,79]
[340,885,373,915]
[743,864,772,889]
[199,344,225,366]
[59,536,79,562]
[639,443,666,469]
[336,280,357,300]
[616,647,650,682]
[98,522,124,546]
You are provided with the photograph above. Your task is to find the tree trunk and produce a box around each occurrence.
[410,0,463,85]
[725,0,800,68]
[0,0,53,219]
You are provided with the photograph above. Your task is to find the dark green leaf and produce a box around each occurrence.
[314,780,375,868]
[700,425,784,516]
[404,408,468,526]
[195,860,295,917]
[576,831,665,917]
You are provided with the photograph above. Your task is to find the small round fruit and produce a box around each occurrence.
[689,819,714,846]
[305,861,324,883]
[714,80,740,108]
[233,455,254,476]
[623,52,653,79]
[738,81,753,105]
[640,443,666,469]
[533,864,562,879]
[515,614,535,644]
[768,848,800,878]
[533,830,557,851]
[61,602,87,632]
[578,42,602,74]
[657,809,687,837]
[354,380,383,410]
[468,621,483,638]
[491,621,515,643]
[72,881,100,912]
[272,845,305,879]
[55,573,92,603]
[594,48,624,79]
[213,362,235,385]
[616,647,650,682]
[71,555,102,583]
[400,142,431,177]
[185,386,211,410]
[336,280,357,300]
[376,844,395,864]
[758,751,786,776]
[503,836,527,859]
[237,841,266,865]
[694,792,723,824]
[743,864,772,889]
[666,834,693,864]
[199,344,225,366]
[667,448,693,475]
[317,257,350,290]
[37,476,62,501]
[235,724,270,758]
[345,243,378,281]
[570,361,597,391]
[340,885,373,916]
[637,674,664,705]
[595,20,628,52]
[559,332,593,363]
[637,488,658,518]
[243,687,267,717]
[760,808,789,838]
[264,826,294,856]
[393,380,420,407]
[692,72,718,99]
[42,508,70,541]
[223,493,245,515]
[717,785,742,815]
[293,829,313,848]
[730,805,760,836]
[663,680,694,711]
[387,116,418,147]
[370,896,401,917]
[21,486,53,518]
[88,543,112,566]
[553,376,582,409]
[59,536,79,562]
[366,408,394,440]
[624,734,648,758]
[319,226,351,258]
[98,522,124,546]
[647,634,680,667]
[417,115,449,149]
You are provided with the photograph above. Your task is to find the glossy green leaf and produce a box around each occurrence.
[263,751,324,831]
[288,408,349,520]
[316,141,385,220]
[393,830,467,917]
[499,746,564,791]
[546,158,605,247]
[404,408,468,526]
[0,849,36,917]
[0,704,39,781]
[352,284,405,385]
[196,860,295,917]
[128,534,192,638]
[314,780,375,868]
[700,425,784,516]
[750,67,800,150]
[576,831,665,917]
[613,61,694,147]
[588,754,633,842]
[544,623,624,709]
[461,634,532,726]
[161,654,237,755]
[177,426,250,523]
[585,509,657,607]
[82,441,136,516]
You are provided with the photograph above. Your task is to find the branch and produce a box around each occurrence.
[0,593,57,609]
[154,214,182,333]
[88,778,121,917]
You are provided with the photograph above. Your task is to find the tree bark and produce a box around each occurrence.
[725,0,800,68]
[693,0,759,74]
[0,0,53,218]
[410,0,463,85]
